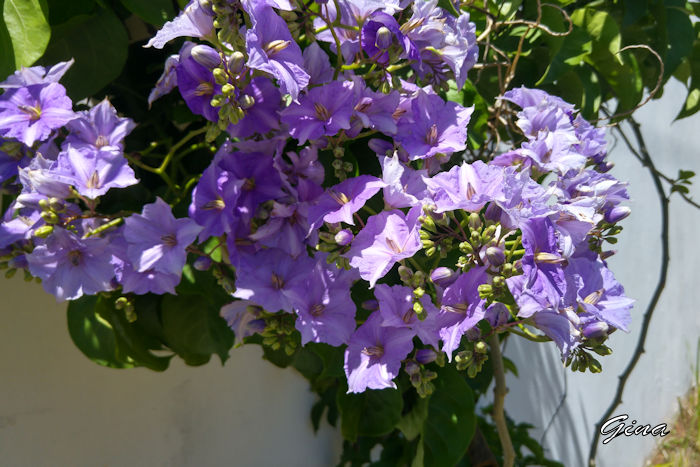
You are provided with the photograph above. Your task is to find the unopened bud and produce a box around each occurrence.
[40,211,59,224]
[228,52,246,74]
[221,83,236,98]
[583,321,609,339]
[485,246,505,266]
[415,348,437,364]
[334,229,354,246]
[468,213,482,231]
[193,256,212,271]
[191,44,221,69]
[213,67,229,85]
[33,225,54,238]
[430,267,455,287]
[375,26,393,49]
[474,341,488,354]
[240,94,256,109]
[398,265,413,283]
[405,360,420,375]
[604,206,631,224]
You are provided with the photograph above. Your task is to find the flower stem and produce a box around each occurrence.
[489,333,515,467]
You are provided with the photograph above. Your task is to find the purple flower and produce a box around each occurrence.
[436,13,478,89]
[246,5,309,100]
[249,199,315,258]
[565,257,633,332]
[280,81,354,143]
[145,0,214,49]
[65,99,135,152]
[228,77,282,138]
[123,197,202,276]
[344,312,414,392]
[0,59,74,89]
[148,54,179,106]
[308,175,384,228]
[375,283,440,347]
[303,42,334,85]
[26,227,115,301]
[232,248,314,313]
[519,216,568,303]
[347,206,422,287]
[360,12,418,65]
[423,160,504,213]
[532,311,579,357]
[220,300,266,346]
[111,236,180,295]
[380,154,428,208]
[189,156,244,240]
[54,146,138,199]
[347,79,400,138]
[292,257,357,346]
[396,91,472,159]
[438,267,488,359]
[176,42,220,122]
[0,83,76,146]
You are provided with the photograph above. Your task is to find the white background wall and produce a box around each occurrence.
[1,81,698,467]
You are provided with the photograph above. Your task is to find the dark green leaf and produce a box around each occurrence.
[663,7,695,79]
[397,396,429,441]
[421,367,476,466]
[161,294,234,365]
[3,0,51,69]
[337,386,403,441]
[38,7,127,100]
[67,295,134,369]
[45,0,96,25]
[437,0,459,17]
[120,0,174,26]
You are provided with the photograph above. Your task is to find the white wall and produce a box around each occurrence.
[503,79,700,467]
[0,275,341,467]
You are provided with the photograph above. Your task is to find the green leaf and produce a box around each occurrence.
[45,0,96,26]
[120,0,174,26]
[420,367,476,466]
[161,294,234,365]
[437,0,459,17]
[0,9,14,79]
[397,396,430,441]
[2,0,51,69]
[38,6,127,100]
[67,295,134,369]
[337,386,403,441]
[663,6,695,79]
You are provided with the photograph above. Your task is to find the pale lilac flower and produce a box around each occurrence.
[344,311,414,392]
[123,197,202,276]
[220,300,266,346]
[65,99,135,152]
[423,160,504,213]
[0,83,76,146]
[145,0,214,49]
[26,227,115,301]
[347,206,422,287]
[380,154,429,208]
[308,175,384,229]
[54,146,138,199]
[0,59,74,88]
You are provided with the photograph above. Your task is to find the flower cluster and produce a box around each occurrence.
[0,0,633,394]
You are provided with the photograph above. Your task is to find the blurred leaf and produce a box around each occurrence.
[38,6,127,100]
[663,6,694,79]
[3,0,51,69]
[120,0,174,26]
[0,9,13,79]
[45,0,95,25]
[337,386,403,441]
[421,367,476,466]
[397,396,429,441]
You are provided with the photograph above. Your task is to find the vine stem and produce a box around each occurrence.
[489,333,515,467]
[587,117,670,466]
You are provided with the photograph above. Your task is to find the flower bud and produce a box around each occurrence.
[596,161,614,173]
[227,51,246,74]
[239,94,256,110]
[600,250,616,260]
[604,206,631,224]
[8,255,27,269]
[212,67,229,85]
[334,229,354,246]
[430,267,456,287]
[221,83,236,98]
[398,265,413,283]
[415,348,437,364]
[191,45,221,69]
[375,26,393,49]
[485,246,505,266]
[193,256,212,271]
[468,213,481,231]
[404,360,420,375]
[48,197,65,212]
[582,321,609,339]
[474,341,488,354]
[33,225,54,239]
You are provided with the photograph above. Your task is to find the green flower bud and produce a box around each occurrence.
[228,51,246,74]
[477,284,493,297]
[468,213,481,231]
[33,225,54,238]
[419,230,431,240]
[221,83,236,97]
[413,287,425,298]
[425,246,436,257]
[5,268,16,279]
[470,230,481,245]
[421,239,434,248]
[474,341,488,354]
[398,265,413,283]
[40,211,60,225]
[240,94,256,109]
[481,225,497,243]
[213,67,229,85]
[38,198,50,210]
[459,241,473,254]
[114,297,128,310]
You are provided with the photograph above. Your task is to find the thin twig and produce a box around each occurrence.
[489,334,515,467]
[587,118,670,466]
